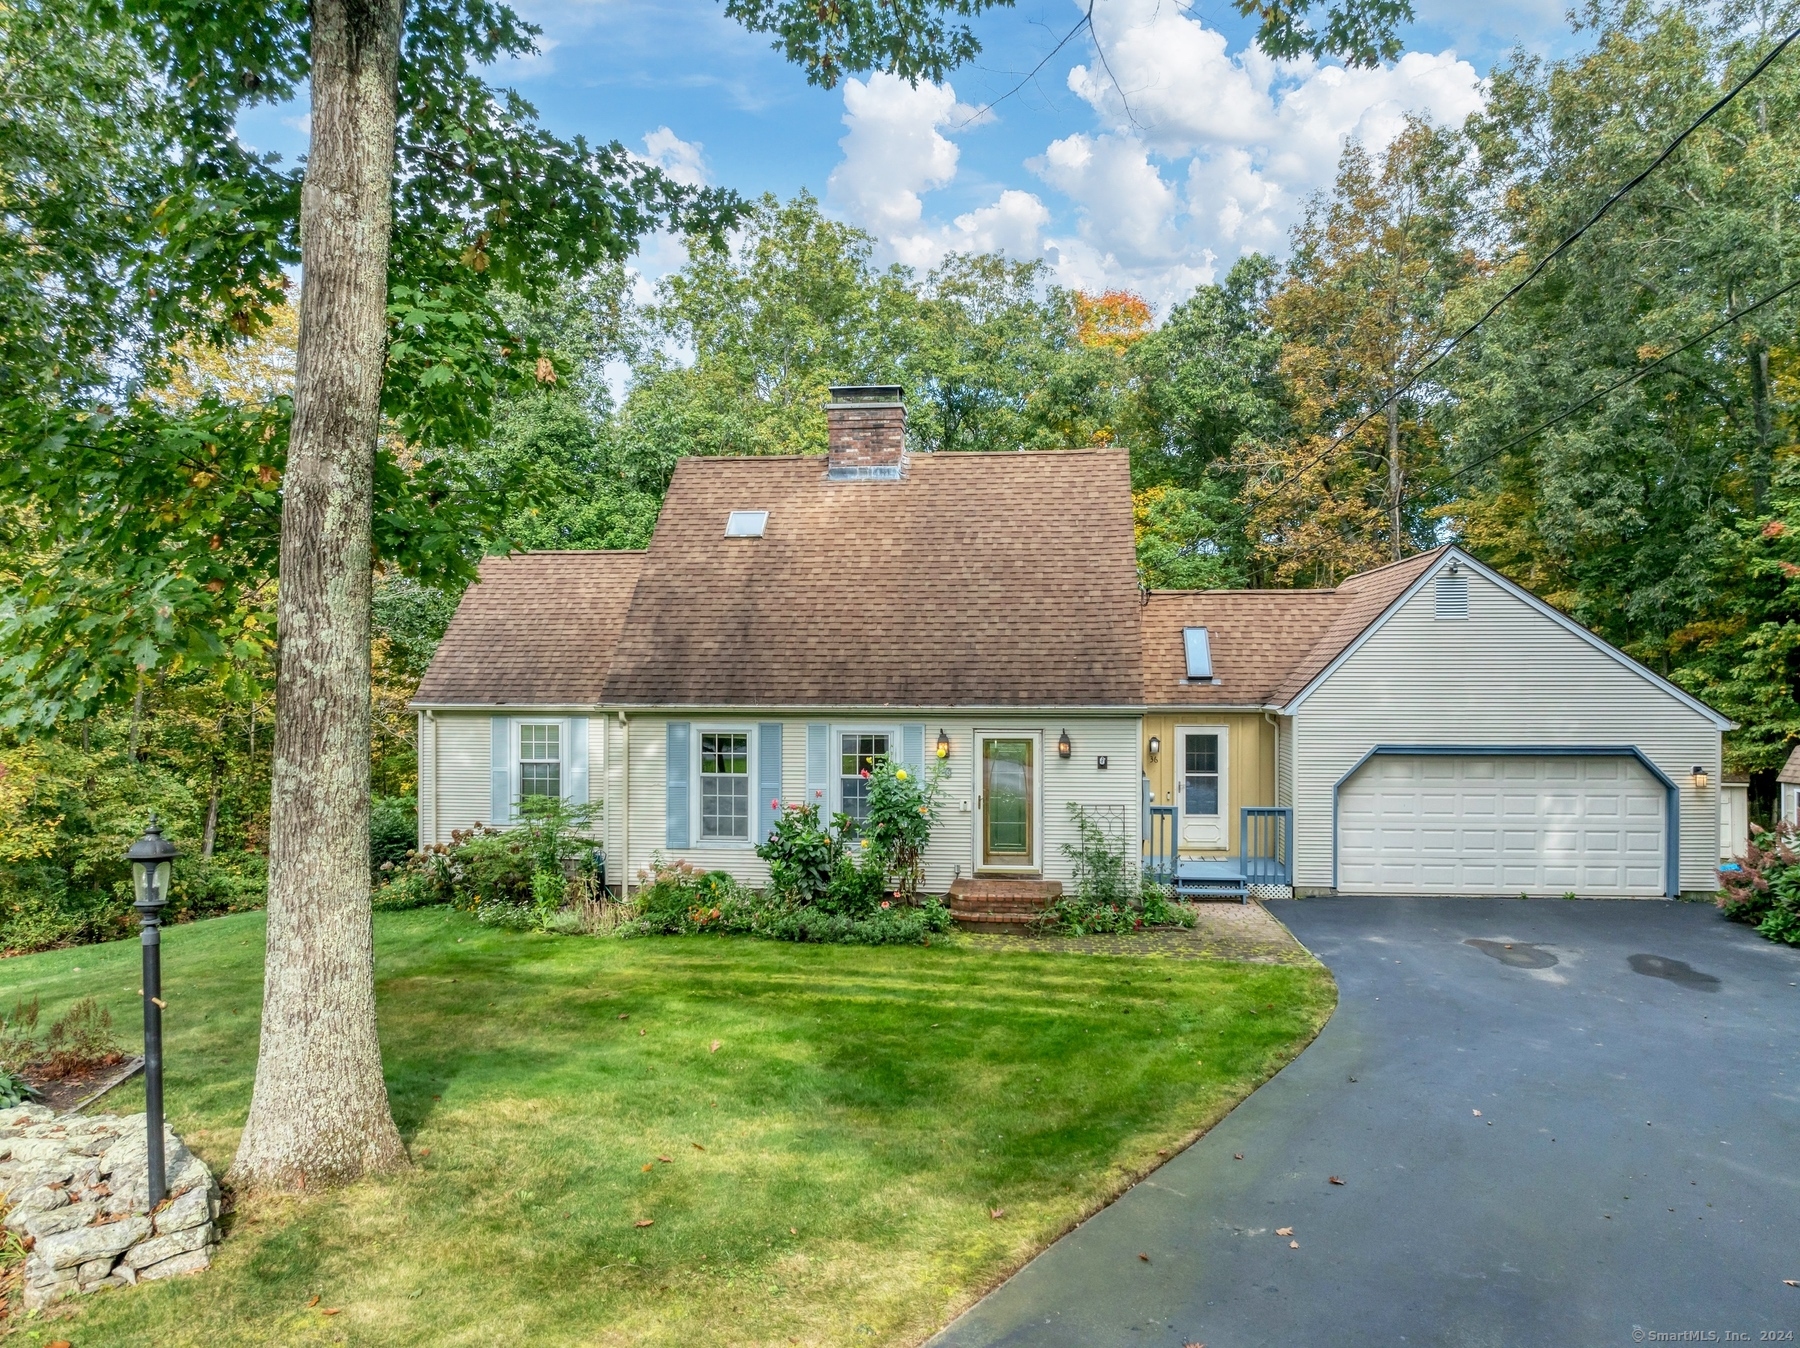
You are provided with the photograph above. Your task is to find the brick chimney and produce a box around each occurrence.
[825,385,907,479]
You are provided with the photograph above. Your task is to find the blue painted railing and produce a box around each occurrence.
[1146,806,1178,888]
[1241,807,1294,887]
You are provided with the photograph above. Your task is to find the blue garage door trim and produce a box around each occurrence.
[1331,745,1678,898]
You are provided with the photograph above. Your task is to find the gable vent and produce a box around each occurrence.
[725,510,768,538]
[1182,626,1213,679]
[1435,573,1469,620]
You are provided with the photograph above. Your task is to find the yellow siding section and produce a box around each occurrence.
[1140,712,1277,856]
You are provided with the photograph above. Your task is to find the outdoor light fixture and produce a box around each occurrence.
[1147,735,1161,759]
[1057,729,1072,759]
[937,729,950,760]
[125,815,178,1208]
[1447,559,1461,576]
[1691,765,1709,789]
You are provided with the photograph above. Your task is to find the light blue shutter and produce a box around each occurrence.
[901,724,924,780]
[806,723,829,810]
[665,722,690,848]
[490,716,511,825]
[565,717,588,808]
[757,723,783,843]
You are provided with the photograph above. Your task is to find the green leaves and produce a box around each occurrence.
[1233,0,1415,68]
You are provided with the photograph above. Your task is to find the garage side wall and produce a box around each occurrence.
[1290,568,1722,894]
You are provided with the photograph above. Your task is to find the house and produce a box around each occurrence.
[413,385,1733,901]
[1778,748,1800,829]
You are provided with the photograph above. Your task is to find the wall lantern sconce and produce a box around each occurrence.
[1057,729,1072,759]
[936,729,950,760]
[1691,765,1709,789]
[1147,735,1161,760]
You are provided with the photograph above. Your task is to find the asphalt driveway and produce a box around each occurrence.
[932,898,1800,1348]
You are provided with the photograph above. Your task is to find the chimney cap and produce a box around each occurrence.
[827,384,903,406]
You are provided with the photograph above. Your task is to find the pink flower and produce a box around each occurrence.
[860,769,870,779]
[771,799,780,808]
[881,900,890,909]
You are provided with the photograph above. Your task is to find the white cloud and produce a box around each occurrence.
[816,0,1486,306]
[638,126,710,187]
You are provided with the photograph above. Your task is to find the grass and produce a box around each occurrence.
[0,909,1334,1347]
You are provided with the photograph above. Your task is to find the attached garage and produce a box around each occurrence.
[1337,751,1671,897]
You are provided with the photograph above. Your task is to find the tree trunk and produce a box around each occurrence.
[1750,343,1773,513]
[202,781,220,860]
[1386,395,1402,561]
[228,0,408,1192]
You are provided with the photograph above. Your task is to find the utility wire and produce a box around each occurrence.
[952,4,1093,129]
[1253,23,1800,508]
[1418,274,1800,497]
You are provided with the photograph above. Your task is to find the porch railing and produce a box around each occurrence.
[1145,805,1178,888]
[1241,807,1294,887]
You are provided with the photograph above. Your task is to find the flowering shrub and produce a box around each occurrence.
[858,761,945,904]
[620,854,951,944]
[373,796,601,930]
[756,802,841,906]
[1716,823,1800,946]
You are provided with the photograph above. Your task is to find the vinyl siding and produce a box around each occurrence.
[1139,712,1275,856]
[619,713,1140,893]
[1289,566,1723,894]
[427,713,497,843]
[1276,715,1294,809]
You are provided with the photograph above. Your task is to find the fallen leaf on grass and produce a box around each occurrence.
[322,1308,341,1316]
[692,1143,706,1151]
[1276,1227,1293,1237]
[642,1164,654,1172]
[710,1040,722,1053]
[418,1148,430,1158]
[1157,1149,1169,1156]
[1329,1177,1345,1185]
[47,1340,72,1348]
[790,1227,798,1235]
[639,1029,646,1037]
[307,1296,320,1308]
[990,1209,1005,1220]
[635,1219,654,1228]
[618,1013,629,1020]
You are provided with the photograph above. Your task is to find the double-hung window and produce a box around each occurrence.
[700,732,751,841]
[840,732,889,824]
[519,723,562,800]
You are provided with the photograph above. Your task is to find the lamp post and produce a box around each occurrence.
[126,816,178,1209]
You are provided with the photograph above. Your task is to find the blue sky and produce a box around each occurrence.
[237,0,1580,306]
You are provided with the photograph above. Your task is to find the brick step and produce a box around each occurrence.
[947,878,1063,932]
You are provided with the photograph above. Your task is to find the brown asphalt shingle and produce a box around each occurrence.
[1143,547,1448,707]
[413,550,643,706]
[602,451,1143,708]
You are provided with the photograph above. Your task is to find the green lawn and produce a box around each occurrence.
[1,909,1333,1347]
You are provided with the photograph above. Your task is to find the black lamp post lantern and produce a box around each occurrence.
[126,815,178,1208]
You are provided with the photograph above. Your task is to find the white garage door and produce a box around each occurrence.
[1338,754,1667,896]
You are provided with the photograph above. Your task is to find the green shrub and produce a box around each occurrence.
[756,803,840,905]
[0,1066,35,1109]
[626,861,756,935]
[1717,824,1800,946]
[371,794,417,879]
[859,762,944,903]
[1033,803,1196,935]
[753,898,954,945]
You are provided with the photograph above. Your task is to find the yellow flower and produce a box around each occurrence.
[895,769,908,780]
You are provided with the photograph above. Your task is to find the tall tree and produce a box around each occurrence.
[1248,117,1476,584]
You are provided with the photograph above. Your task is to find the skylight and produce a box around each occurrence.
[725,510,768,538]
[1182,626,1213,680]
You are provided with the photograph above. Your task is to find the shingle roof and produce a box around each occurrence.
[602,451,1143,708]
[1779,746,1800,785]
[413,550,643,706]
[1142,590,1341,706]
[1143,547,1448,708]
[1268,547,1447,704]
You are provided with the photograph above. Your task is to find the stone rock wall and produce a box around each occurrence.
[0,1103,219,1308]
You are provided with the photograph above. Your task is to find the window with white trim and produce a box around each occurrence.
[519,722,562,799]
[700,732,751,840]
[840,732,889,824]
[1183,732,1220,816]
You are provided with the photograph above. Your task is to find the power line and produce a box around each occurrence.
[1419,274,1800,497]
[1253,23,1800,508]
[952,2,1094,130]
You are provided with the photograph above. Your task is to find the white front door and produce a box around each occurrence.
[1338,753,1667,896]
[1175,725,1229,850]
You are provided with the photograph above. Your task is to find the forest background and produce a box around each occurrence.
[3,0,1797,952]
